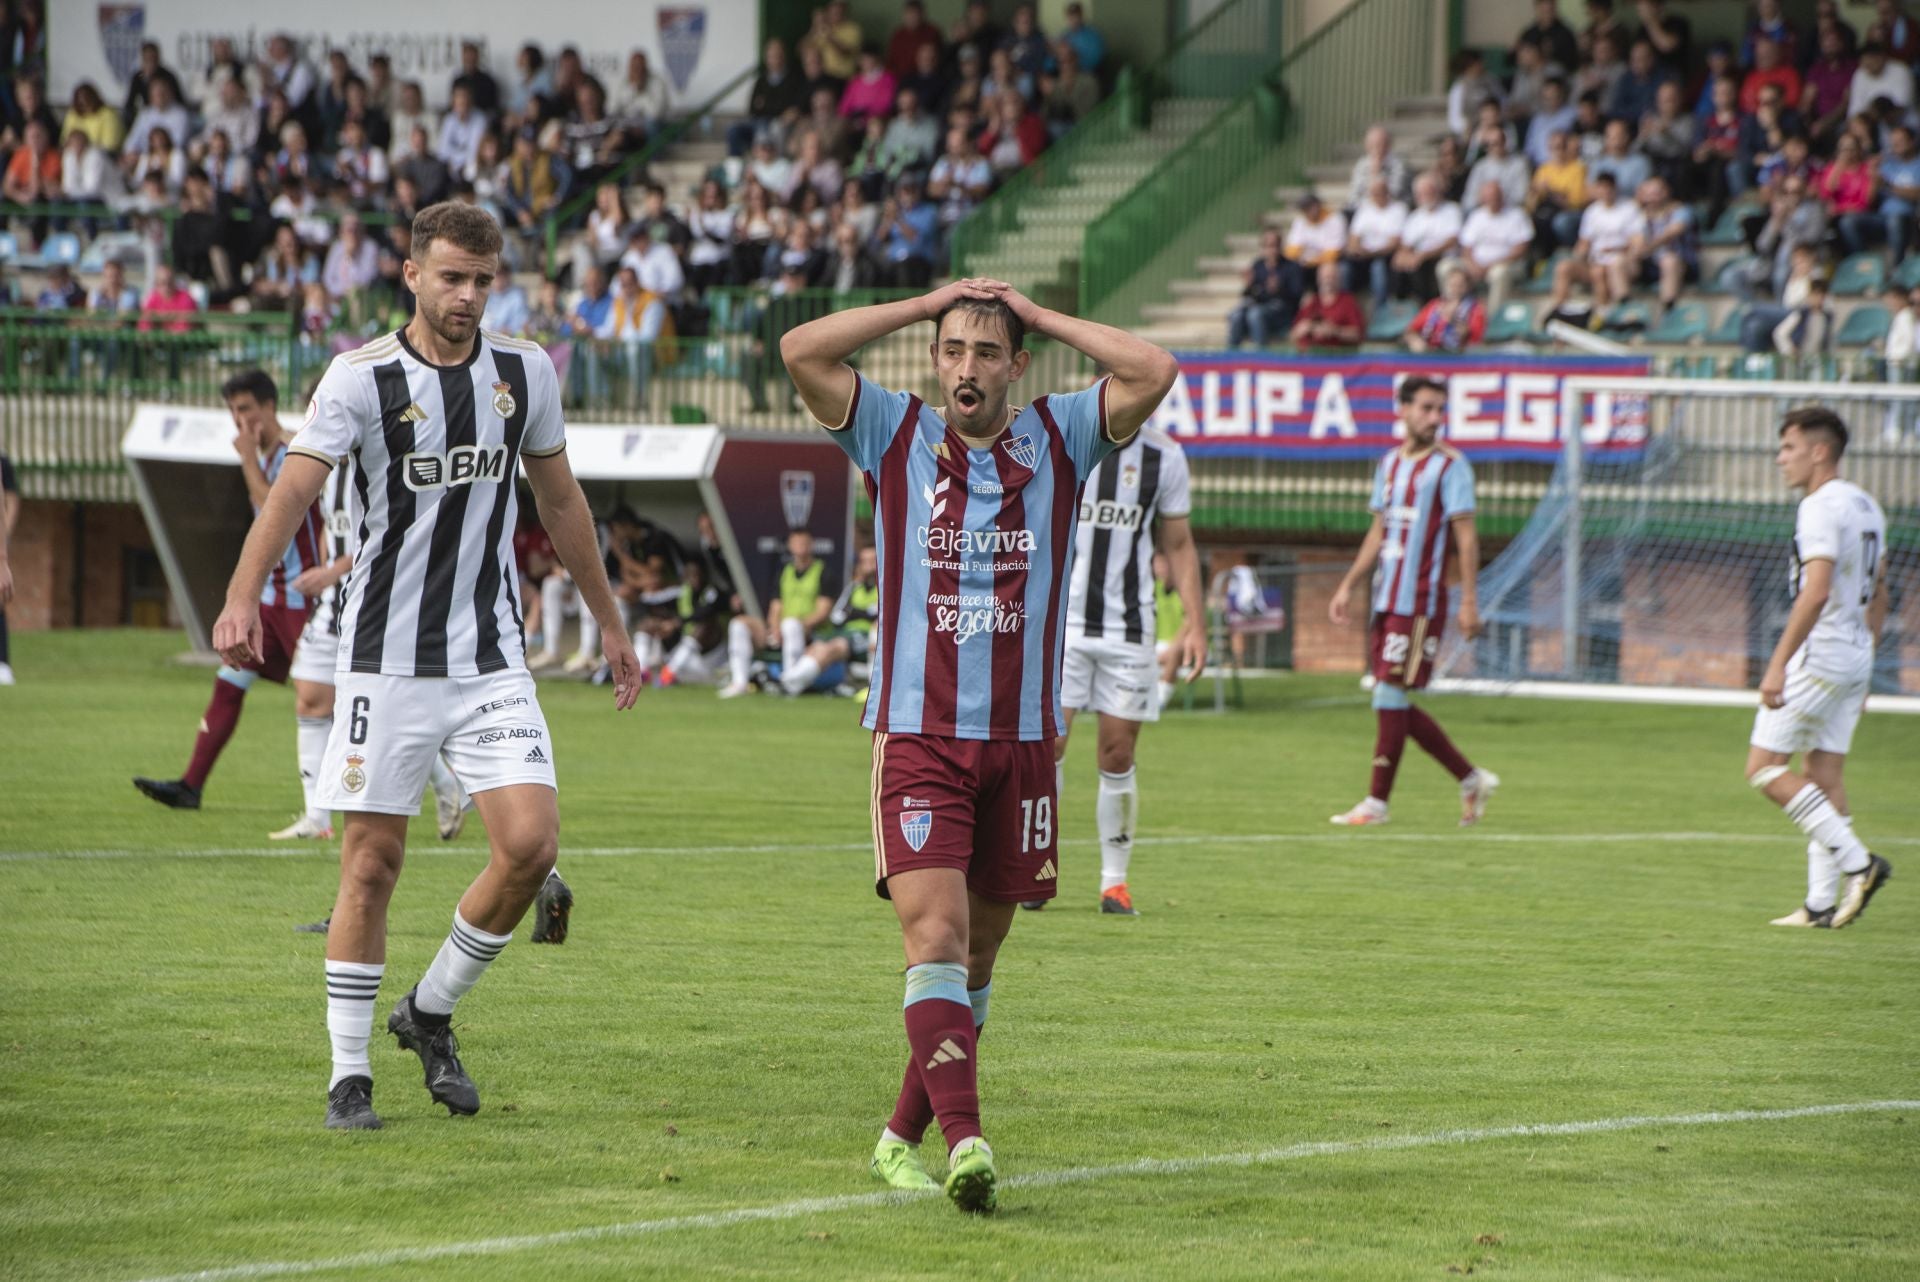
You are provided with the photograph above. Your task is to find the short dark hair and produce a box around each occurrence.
[222,369,279,407]
[411,201,503,262]
[1397,375,1446,404]
[1781,406,1849,458]
[934,298,1026,352]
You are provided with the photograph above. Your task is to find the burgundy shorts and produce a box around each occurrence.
[252,603,310,684]
[1370,610,1444,690]
[870,732,1060,904]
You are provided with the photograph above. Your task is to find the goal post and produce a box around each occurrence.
[1434,375,1920,708]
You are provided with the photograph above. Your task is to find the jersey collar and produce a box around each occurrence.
[396,325,483,370]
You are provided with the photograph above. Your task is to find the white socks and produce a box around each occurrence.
[780,616,806,671]
[416,910,511,1016]
[633,630,664,670]
[727,616,753,685]
[781,653,822,694]
[1806,837,1843,913]
[1096,767,1138,891]
[666,635,712,683]
[297,715,332,825]
[1785,784,1870,874]
[325,960,383,1088]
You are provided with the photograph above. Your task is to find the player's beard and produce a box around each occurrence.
[421,294,480,349]
[946,380,1005,439]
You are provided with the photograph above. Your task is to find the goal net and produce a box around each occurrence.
[1435,376,1920,701]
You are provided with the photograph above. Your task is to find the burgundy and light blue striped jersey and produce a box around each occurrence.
[824,373,1121,741]
[259,441,329,611]
[1368,443,1475,618]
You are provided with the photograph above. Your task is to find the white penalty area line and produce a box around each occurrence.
[7,830,1920,864]
[129,1099,1918,1282]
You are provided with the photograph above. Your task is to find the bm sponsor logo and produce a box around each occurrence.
[404,445,510,491]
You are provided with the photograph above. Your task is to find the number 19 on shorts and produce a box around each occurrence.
[1020,797,1054,853]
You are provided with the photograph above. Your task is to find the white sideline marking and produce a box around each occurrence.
[7,830,1920,864]
[127,1100,1918,1282]
[5,830,1919,864]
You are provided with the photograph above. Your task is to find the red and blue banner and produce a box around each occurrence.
[1150,353,1652,462]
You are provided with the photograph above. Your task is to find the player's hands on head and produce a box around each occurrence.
[211,600,263,668]
[603,627,642,711]
[920,276,1001,321]
[980,279,1046,330]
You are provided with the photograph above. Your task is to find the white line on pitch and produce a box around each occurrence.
[124,1099,1918,1282]
[6,831,1919,864]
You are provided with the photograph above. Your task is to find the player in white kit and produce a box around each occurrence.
[1746,407,1891,929]
[1038,428,1206,915]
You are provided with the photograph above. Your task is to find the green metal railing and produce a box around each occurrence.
[541,66,754,277]
[1082,0,1438,328]
[949,0,1293,294]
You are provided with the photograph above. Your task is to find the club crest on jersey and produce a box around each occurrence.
[491,381,517,419]
[899,809,933,853]
[780,470,816,528]
[1003,432,1039,470]
[1122,462,1139,488]
[342,754,367,794]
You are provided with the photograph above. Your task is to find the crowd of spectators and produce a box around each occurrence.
[1226,0,1920,355]
[0,1,1111,398]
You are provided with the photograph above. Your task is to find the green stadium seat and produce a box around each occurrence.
[1522,252,1564,294]
[1600,300,1653,335]
[1894,255,1920,289]
[1707,254,1760,295]
[1643,301,1709,344]
[1699,203,1753,247]
[1835,302,1891,347]
[1831,253,1887,296]
[1706,303,1749,345]
[1483,300,1537,344]
[1366,299,1417,342]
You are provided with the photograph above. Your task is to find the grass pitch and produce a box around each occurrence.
[2,630,1917,1281]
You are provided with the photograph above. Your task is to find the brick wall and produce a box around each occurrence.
[6,501,155,630]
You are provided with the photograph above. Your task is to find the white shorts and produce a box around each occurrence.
[288,619,342,686]
[1062,634,1161,723]
[315,669,556,814]
[1750,655,1872,757]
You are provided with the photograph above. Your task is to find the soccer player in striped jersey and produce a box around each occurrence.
[1327,376,1499,828]
[1044,426,1206,915]
[1749,407,1891,929]
[133,371,329,811]
[782,277,1179,1212]
[209,204,638,1131]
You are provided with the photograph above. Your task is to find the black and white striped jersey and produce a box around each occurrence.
[309,459,355,638]
[289,328,566,677]
[1066,432,1192,644]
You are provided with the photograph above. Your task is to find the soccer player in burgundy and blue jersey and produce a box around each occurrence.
[781,278,1178,1212]
[134,371,329,810]
[1328,376,1500,827]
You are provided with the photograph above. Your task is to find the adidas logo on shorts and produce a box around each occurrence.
[524,747,547,764]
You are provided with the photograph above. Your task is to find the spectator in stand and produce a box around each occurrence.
[196,76,257,156]
[569,265,617,398]
[1391,172,1463,300]
[981,47,1034,106]
[950,0,1001,70]
[1638,80,1695,196]
[1464,123,1529,211]
[251,224,318,310]
[737,38,808,156]
[785,128,847,205]
[1774,274,1834,356]
[1821,131,1884,255]
[1405,266,1487,352]
[437,85,488,173]
[609,264,674,401]
[947,46,988,118]
[322,213,380,299]
[903,40,949,117]
[508,45,552,124]
[730,181,778,281]
[838,176,880,241]
[127,124,186,197]
[1693,43,1738,119]
[269,120,319,187]
[1291,260,1363,350]
[1528,128,1589,254]
[888,1,943,82]
[483,264,531,335]
[1758,132,1815,200]
[270,175,331,250]
[1574,33,1626,108]
[1742,244,1821,348]
[258,34,318,115]
[1524,77,1576,166]
[366,53,398,117]
[876,177,938,284]
[928,124,992,231]
[526,276,567,341]
[1696,75,1746,217]
[621,223,686,302]
[35,263,84,310]
[1447,180,1533,311]
[396,124,452,204]
[1590,118,1651,193]
[1888,281,1920,359]
[1463,99,1518,168]
[1061,3,1106,75]
[1850,41,1915,119]
[1744,0,1801,66]
[1002,3,1053,80]
[124,77,188,158]
[1633,0,1692,74]
[1350,124,1411,204]
[1227,228,1298,347]
[1544,171,1642,320]
[612,51,672,137]
[978,90,1046,175]
[794,87,850,162]
[339,77,391,152]
[502,125,568,234]
[683,179,735,292]
[1431,132,1471,202]
[803,2,863,82]
[138,263,198,333]
[88,259,139,314]
[60,82,122,153]
[318,52,356,146]
[574,182,631,281]
[1868,0,1920,61]
[1581,1,1631,64]
[821,220,881,290]
[120,42,182,126]
[389,82,434,161]
[1804,24,1860,149]
[1874,122,1920,261]
[1282,191,1347,293]
[1570,90,1607,163]
[453,40,501,117]
[187,37,247,113]
[332,119,390,206]
[1506,42,1564,130]
[883,87,940,170]
[1629,176,1696,314]
[1751,176,1829,298]
[171,172,233,295]
[1516,0,1579,76]
[763,221,825,286]
[1344,175,1406,307]
[1039,41,1099,138]
[1607,39,1672,125]
[1447,50,1502,138]
[58,127,116,225]
[566,79,626,187]
[1740,85,1800,195]
[1,118,56,211]
[1741,37,1801,115]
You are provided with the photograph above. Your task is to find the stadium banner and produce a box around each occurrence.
[52,0,755,110]
[1149,353,1652,462]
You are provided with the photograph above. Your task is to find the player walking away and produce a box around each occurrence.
[0,448,17,685]
[1032,428,1206,916]
[781,277,1178,1212]
[1748,408,1892,929]
[133,372,329,811]
[208,203,639,1131]
[719,527,833,697]
[780,542,880,694]
[1327,376,1500,828]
